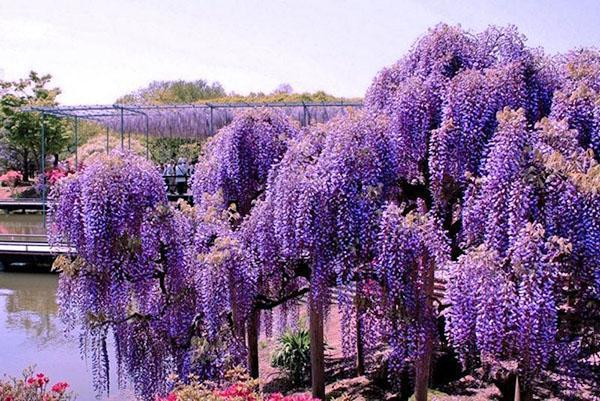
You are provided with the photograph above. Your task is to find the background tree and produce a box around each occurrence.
[147,137,204,166]
[116,79,226,104]
[0,71,68,180]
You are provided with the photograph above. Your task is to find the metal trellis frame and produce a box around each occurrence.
[27,100,363,164]
[25,101,363,220]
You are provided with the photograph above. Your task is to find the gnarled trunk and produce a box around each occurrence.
[309,295,325,400]
[247,309,260,379]
[356,309,365,376]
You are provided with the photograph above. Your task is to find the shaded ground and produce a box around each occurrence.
[256,306,597,401]
[256,306,503,401]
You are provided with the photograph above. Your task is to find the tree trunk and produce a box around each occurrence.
[309,295,325,400]
[247,309,260,379]
[414,257,435,401]
[54,154,59,167]
[22,150,29,182]
[414,333,432,401]
[356,310,365,376]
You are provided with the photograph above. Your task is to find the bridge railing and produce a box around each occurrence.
[0,233,48,243]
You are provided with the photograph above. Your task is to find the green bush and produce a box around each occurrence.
[271,328,311,385]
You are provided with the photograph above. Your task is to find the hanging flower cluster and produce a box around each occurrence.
[191,108,298,215]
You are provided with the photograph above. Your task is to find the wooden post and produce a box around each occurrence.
[309,295,325,400]
[247,309,260,379]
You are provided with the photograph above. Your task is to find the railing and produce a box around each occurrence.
[0,233,75,256]
[0,233,47,243]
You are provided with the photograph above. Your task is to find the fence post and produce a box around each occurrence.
[40,113,46,227]
[74,116,78,167]
[302,102,308,127]
[120,106,124,150]
[209,105,214,135]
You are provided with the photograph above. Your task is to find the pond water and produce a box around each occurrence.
[0,213,133,400]
[0,272,134,400]
[0,213,46,241]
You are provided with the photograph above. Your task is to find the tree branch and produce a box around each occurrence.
[255,287,310,310]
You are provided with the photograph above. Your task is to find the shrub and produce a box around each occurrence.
[271,328,312,385]
[0,170,23,193]
[157,368,319,401]
[0,369,74,401]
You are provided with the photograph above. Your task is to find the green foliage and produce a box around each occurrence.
[0,71,68,180]
[117,79,360,106]
[271,328,312,385]
[206,89,356,104]
[117,79,226,104]
[147,136,203,165]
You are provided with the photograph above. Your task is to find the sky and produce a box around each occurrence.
[1,0,599,104]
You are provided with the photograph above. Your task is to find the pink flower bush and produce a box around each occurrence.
[215,383,257,400]
[0,170,23,194]
[50,383,68,394]
[46,168,68,186]
[156,368,321,401]
[266,394,320,401]
[0,370,73,401]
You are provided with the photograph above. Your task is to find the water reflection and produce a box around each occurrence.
[0,272,129,400]
[1,274,62,347]
[0,213,46,235]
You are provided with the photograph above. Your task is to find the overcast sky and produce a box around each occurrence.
[1,0,599,104]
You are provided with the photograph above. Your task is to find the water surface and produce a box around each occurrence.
[0,213,46,241]
[0,272,130,400]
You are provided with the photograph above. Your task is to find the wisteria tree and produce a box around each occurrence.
[50,24,599,401]
[49,109,300,398]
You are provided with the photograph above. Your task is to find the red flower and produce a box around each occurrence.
[4,395,14,401]
[51,382,69,393]
[216,383,256,400]
[155,393,177,401]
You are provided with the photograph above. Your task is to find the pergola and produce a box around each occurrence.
[26,101,363,213]
[30,101,363,162]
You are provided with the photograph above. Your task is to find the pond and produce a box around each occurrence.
[0,213,46,241]
[0,272,136,400]
[0,213,133,400]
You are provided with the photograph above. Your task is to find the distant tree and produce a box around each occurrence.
[0,71,68,181]
[117,79,359,106]
[272,83,294,95]
[117,79,226,104]
[147,136,205,165]
[210,89,354,104]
